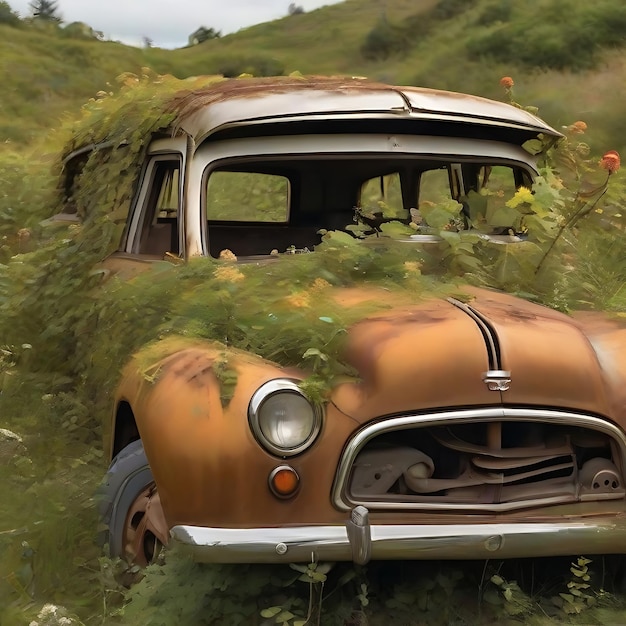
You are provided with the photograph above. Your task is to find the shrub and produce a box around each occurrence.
[432,0,479,20]
[467,1,626,71]
[214,55,285,78]
[0,1,20,26]
[361,18,407,61]
[475,0,514,26]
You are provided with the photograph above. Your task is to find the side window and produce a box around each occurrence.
[359,173,405,219]
[462,165,524,229]
[418,164,530,231]
[206,172,289,222]
[133,158,180,256]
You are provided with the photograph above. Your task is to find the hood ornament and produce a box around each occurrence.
[483,370,511,392]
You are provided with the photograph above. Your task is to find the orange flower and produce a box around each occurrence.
[499,76,514,89]
[568,121,587,134]
[599,150,621,174]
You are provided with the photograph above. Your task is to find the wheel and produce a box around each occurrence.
[98,439,168,565]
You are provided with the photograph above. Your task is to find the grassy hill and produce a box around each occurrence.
[1,0,625,153]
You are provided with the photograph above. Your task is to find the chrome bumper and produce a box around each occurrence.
[170,506,626,564]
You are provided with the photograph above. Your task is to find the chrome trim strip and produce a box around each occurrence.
[332,408,626,512]
[171,515,626,564]
[448,298,500,371]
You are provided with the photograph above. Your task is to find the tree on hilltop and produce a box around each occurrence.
[188,26,221,45]
[0,1,21,25]
[29,0,62,22]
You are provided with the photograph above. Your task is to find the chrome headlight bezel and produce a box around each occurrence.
[248,379,323,457]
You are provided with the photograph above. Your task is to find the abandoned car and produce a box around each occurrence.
[82,76,626,566]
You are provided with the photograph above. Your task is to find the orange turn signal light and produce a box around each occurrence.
[269,465,300,498]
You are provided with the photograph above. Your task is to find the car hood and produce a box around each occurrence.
[331,287,625,425]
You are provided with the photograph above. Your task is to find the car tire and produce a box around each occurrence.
[98,439,163,564]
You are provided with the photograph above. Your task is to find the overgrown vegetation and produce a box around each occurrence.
[467,0,626,71]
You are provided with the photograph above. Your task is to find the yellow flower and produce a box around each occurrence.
[213,265,245,283]
[285,292,311,308]
[403,261,422,277]
[506,186,534,208]
[311,278,331,292]
[218,249,237,262]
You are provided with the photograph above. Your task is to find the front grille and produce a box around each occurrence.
[334,409,626,513]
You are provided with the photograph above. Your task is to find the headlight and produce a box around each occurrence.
[249,379,322,457]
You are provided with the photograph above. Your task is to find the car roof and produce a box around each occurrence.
[171,76,561,146]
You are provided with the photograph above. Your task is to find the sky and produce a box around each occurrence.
[8,0,344,48]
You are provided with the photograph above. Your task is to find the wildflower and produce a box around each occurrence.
[218,248,237,262]
[403,261,422,277]
[575,142,590,157]
[567,120,587,134]
[285,291,311,308]
[599,150,621,174]
[499,76,514,89]
[213,265,244,283]
[311,277,331,292]
[40,605,58,618]
[505,186,534,209]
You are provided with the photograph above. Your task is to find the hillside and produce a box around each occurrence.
[0,0,625,153]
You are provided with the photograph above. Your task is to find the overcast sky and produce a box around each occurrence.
[8,0,344,48]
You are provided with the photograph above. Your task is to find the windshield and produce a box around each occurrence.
[202,151,534,258]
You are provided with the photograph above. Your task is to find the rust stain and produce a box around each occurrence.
[169,75,395,121]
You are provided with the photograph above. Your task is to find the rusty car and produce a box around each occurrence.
[81,76,626,566]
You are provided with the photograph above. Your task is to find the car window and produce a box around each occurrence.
[131,157,181,256]
[461,164,523,229]
[418,163,528,231]
[206,171,289,222]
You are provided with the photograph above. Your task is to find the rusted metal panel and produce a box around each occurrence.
[122,342,354,528]
[466,289,614,418]
[331,297,498,421]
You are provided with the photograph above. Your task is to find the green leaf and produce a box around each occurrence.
[489,206,522,228]
[522,139,544,155]
[260,607,282,618]
[421,206,456,229]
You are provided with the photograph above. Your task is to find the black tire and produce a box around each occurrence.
[97,439,154,560]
